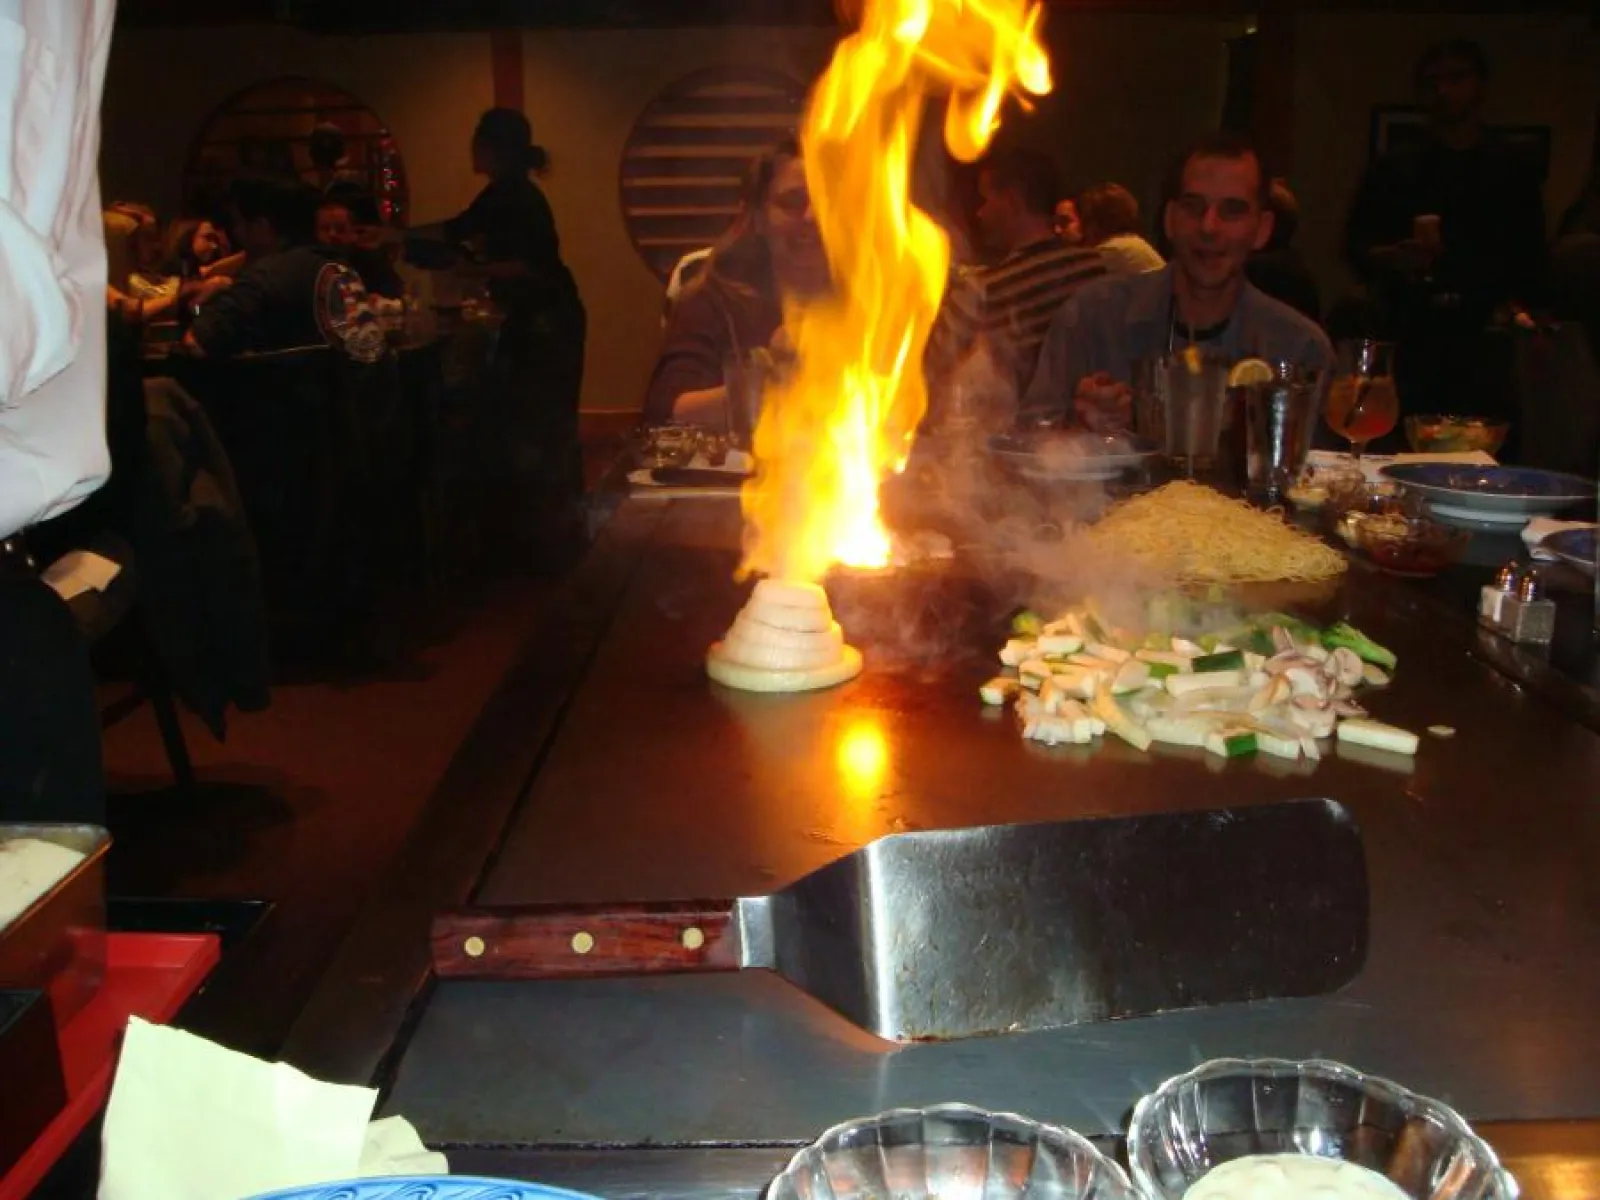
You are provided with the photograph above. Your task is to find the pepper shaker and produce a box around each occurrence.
[1501,570,1557,645]
[1479,561,1519,629]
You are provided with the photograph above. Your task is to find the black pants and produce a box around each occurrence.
[0,574,104,825]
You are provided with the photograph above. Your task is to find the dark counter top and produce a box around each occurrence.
[361,497,1600,1167]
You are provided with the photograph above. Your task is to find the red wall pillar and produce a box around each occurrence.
[491,29,524,112]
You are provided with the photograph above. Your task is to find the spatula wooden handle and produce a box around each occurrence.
[431,901,740,980]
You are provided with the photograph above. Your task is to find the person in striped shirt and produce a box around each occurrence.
[926,149,1107,412]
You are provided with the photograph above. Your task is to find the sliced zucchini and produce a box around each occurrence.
[1192,650,1246,673]
[1090,689,1153,751]
[1087,642,1131,664]
[1336,718,1419,756]
[999,638,1035,667]
[1018,659,1052,690]
[1011,610,1043,637]
[1137,649,1193,671]
[1037,633,1085,657]
[1204,729,1258,759]
[1165,669,1245,697]
[1146,714,1212,747]
[1111,659,1151,695]
[979,677,1020,706]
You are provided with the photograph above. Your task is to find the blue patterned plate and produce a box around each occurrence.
[246,1178,603,1200]
[1379,464,1594,527]
[1543,527,1598,575]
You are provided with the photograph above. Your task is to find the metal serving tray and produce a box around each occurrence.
[0,824,111,1025]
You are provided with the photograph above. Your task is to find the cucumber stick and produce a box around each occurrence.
[1336,719,1419,756]
[980,677,1019,706]
[1204,729,1257,759]
[1091,690,1152,751]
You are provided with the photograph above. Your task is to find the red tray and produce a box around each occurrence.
[0,931,221,1200]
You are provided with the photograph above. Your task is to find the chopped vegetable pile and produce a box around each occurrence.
[984,605,1418,763]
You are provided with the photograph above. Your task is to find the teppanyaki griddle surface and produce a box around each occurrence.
[385,498,1600,1145]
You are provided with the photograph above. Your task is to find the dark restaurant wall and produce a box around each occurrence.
[99,10,1599,413]
[101,25,493,234]
[1293,11,1600,305]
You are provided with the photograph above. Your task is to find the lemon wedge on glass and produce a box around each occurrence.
[1227,357,1274,387]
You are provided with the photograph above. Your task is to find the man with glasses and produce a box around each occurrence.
[1023,132,1330,430]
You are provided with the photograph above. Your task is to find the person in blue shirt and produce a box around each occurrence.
[1023,132,1330,430]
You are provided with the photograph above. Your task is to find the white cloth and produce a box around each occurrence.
[358,1115,449,1178]
[662,245,713,324]
[1522,517,1596,561]
[99,1017,450,1200]
[1094,233,1164,276]
[1305,449,1498,485]
[0,0,114,539]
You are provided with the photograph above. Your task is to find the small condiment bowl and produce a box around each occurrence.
[1354,513,1472,578]
[1127,1058,1517,1199]
[768,1103,1136,1200]
[1405,414,1510,456]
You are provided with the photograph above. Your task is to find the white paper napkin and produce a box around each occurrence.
[1305,449,1497,485]
[99,1017,446,1200]
[359,1115,449,1177]
[1522,517,1597,560]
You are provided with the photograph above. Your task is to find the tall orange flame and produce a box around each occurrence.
[739,0,1051,585]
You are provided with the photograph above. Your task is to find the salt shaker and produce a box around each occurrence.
[1479,561,1519,629]
[1501,571,1557,644]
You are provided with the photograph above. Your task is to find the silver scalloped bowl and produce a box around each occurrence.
[1126,1058,1518,1200]
[768,1104,1137,1200]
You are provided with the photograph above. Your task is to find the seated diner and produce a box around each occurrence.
[1023,132,1331,430]
[183,175,376,359]
[641,137,830,432]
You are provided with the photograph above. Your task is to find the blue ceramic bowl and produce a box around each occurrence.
[1379,464,1593,528]
[1543,526,1597,574]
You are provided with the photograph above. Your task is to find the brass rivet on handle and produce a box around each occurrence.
[463,935,486,958]
[682,926,705,951]
[571,931,595,955]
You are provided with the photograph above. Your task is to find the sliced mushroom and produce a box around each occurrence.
[1249,675,1292,713]
[1265,649,1310,674]
[1302,643,1331,664]
[1287,699,1337,739]
[1333,699,1368,718]
[1330,647,1365,688]
[1271,626,1295,653]
[1285,665,1327,699]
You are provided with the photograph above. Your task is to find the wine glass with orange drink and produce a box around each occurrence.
[1325,339,1398,462]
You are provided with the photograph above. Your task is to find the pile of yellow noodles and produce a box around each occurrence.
[1089,481,1348,583]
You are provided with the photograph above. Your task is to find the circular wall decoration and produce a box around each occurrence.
[620,66,807,283]
[183,76,409,225]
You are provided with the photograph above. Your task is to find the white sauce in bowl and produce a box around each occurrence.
[1182,1153,1411,1200]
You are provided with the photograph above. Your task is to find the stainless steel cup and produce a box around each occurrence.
[1243,362,1325,500]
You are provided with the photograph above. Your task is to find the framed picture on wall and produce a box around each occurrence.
[1368,104,1553,182]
